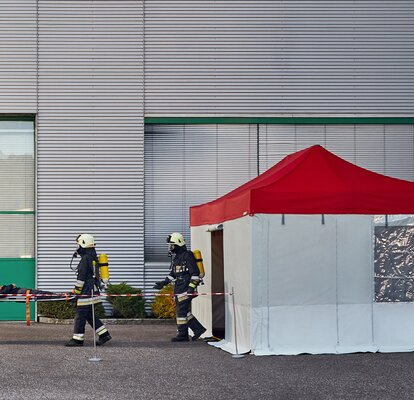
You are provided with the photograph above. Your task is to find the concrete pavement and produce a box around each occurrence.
[1,323,414,400]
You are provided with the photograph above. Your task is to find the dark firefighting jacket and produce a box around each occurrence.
[164,245,200,295]
[74,247,101,306]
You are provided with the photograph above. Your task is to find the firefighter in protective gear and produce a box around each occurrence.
[65,234,112,347]
[153,232,206,342]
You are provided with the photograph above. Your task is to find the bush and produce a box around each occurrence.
[106,282,145,318]
[152,285,176,319]
[38,300,105,319]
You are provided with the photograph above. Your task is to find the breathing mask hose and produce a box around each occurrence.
[70,251,78,272]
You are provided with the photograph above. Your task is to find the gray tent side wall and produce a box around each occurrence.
[251,214,375,355]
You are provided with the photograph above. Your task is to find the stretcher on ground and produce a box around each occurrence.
[0,293,76,302]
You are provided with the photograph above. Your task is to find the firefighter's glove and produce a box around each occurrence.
[153,281,165,290]
[187,282,197,295]
[66,292,77,302]
[72,288,82,295]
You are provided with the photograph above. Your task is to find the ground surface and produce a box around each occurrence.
[1,323,414,399]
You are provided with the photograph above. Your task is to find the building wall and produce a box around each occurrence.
[145,0,414,116]
[36,1,145,291]
[145,122,414,265]
[0,1,37,112]
[0,1,413,302]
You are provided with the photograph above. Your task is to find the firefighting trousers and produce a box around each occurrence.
[174,295,205,337]
[74,304,105,335]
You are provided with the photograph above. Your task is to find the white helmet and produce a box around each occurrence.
[166,232,186,247]
[76,233,95,248]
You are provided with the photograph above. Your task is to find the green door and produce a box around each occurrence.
[0,258,35,320]
[0,118,35,321]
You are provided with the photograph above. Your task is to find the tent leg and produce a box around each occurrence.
[231,287,245,359]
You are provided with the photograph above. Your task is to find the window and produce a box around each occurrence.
[0,118,35,320]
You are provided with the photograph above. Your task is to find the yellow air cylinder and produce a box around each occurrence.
[99,253,110,285]
[192,249,205,279]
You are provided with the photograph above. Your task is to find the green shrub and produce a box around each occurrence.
[106,282,145,318]
[152,285,176,319]
[38,300,105,319]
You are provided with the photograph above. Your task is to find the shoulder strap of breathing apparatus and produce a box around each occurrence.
[69,251,110,289]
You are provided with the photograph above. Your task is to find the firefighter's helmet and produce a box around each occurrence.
[76,233,95,248]
[166,232,186,247]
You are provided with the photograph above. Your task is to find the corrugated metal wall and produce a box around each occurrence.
[259,124,414,181]
[37,1,145,292]
[144,124,257,294]
[145,124,257,261]
[0,0,37,112]
[0,0,413,303]
[145,123,414,275]
[144,0,414,115]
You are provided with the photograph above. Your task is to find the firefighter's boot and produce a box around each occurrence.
[188,317,206,341]
[96,332,112,346]
[171,324,189,342]
[65,338,84,347]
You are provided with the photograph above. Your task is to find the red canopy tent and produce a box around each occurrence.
[190,145,414,226]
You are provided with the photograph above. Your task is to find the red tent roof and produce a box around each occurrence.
[190,145,414,227]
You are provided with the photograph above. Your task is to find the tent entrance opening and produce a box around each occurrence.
[211,230,225,339]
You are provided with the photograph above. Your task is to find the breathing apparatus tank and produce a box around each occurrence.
[98,253,110,288]
[192,249,205,279]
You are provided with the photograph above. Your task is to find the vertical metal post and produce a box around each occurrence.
[88,289,102,362]
[256,124,260,176]
[231,287,245,359]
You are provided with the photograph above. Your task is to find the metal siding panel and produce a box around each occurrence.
[144,124,257,289]
[385,125,414,181]
[355,124,385,174]
[258,124,296,173]
[325,125,356,164]
[147,122,414,297]
[259,123,414,179]
[37,1,145,293]
[0,0,37,112]
[145,0,414,115]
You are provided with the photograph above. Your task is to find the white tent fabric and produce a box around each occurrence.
[192,214,414,355]
[251,214,375,355]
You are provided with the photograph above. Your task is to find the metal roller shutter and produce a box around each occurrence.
[144,123,257,292]
[259,123,414,180]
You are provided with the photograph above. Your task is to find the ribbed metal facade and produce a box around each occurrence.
[259,124,414,181]
[36,1,145,291]
[0,1,413,307]
[145,0,414,115]
[0,1,37,112]
[144,124,257,293]
[145,123,414,281]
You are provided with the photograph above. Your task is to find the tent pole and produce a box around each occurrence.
[88,289,102,363]
[256,124,260,176]
[231,287,245,359]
